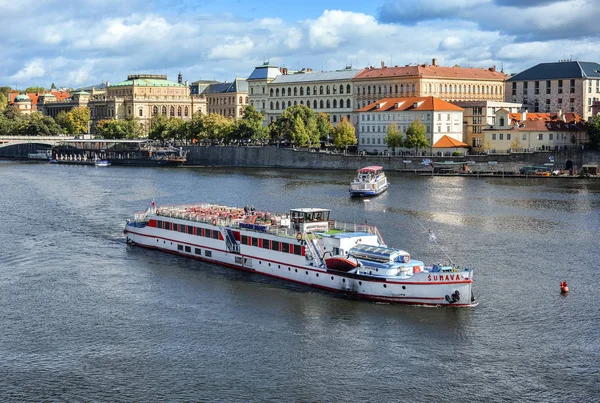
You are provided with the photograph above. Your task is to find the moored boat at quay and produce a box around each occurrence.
[124,202,476,306]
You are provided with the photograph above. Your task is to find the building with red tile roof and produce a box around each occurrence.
[357,96,464,154]
[483,109,587,153]
[7,90,71,113]
[353,59,508,113]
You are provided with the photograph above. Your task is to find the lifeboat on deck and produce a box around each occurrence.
[325,255,359,272]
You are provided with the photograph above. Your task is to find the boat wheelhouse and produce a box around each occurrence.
[350,166,389,197]
[124,202,475,306]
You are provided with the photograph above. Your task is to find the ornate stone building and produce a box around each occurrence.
[12,94,33,115]
[38,91,92,118]
[505,60,600,121]
[87,74,192,133]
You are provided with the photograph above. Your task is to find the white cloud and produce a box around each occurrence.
[10,59,46,82]
[1,2,599,88]
[208,37,255,60]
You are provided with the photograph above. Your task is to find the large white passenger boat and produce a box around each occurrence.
[350,166,389,197]
[124,202,475,306]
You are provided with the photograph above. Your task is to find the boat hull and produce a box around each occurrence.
[124,222,474,307]
[350,185,389,197]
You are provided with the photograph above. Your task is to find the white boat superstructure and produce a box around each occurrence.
[350,166,389,197]
[124,202,475,306]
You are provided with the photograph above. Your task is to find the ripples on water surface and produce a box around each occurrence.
[0,162,598,402]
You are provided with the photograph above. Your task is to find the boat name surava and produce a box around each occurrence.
[428,273,466,281]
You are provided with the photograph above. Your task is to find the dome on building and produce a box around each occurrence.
[15,94,31,102]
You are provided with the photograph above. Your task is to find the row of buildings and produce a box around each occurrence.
[7,59,600,153]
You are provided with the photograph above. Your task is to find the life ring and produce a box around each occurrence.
[211,218,217,226]
[296,232,303,241]
[402,254,410,263]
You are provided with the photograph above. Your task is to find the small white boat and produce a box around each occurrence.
[350,166,389,197]
[95,159,111,167]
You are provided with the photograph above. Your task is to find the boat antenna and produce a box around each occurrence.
[417,221,454,265]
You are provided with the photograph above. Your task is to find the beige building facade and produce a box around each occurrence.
[205,78,249,120]
[454,100,522,149]
[483,109,587,152]
[352,59,508,125]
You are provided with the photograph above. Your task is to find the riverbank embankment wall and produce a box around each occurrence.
[184,146,599,172]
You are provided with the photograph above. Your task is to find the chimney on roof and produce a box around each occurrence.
[178,72,182,84]
[489,66,496,72]
[522,109,527,121]
[558,108,563,120]
[381,61,385,68]
[432,58,437,67]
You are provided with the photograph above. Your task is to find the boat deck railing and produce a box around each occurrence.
[150,204,297,238]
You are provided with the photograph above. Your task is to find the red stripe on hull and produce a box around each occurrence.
[127,238,473,307]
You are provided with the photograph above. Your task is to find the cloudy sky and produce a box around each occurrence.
[1,0,598,89]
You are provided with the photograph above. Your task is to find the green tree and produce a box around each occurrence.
[55,110,72,134]
[0,111,19,136]
[316,112,333,144]
[291,115,309,146]
[404,118,429,154]
[203,113,233,144]
[587,114,600,149]
[149,114,171,143]
[25,86,45,93]
[19,112,62,136]
[96,117,142,139]
[384,122,403,155]
[50,83,57,90]
[0,93,7,111]
[332,120,357,153]
[272,105,318,147]
[510,137,523,150]
[68,106,91,134]
[231,105,267,144]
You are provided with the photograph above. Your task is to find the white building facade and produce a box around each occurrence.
[357,96,463,154]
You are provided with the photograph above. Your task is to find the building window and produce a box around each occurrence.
[538,133,543,140]
[177,106,182,116]
[499,133,504,140]
[139,108,143,117]
[522,133,527,140]
[152,106,158,116]
[492,133,497,140]
[185,106,189,116]
[549,133,553,140]
[507,133,511,141]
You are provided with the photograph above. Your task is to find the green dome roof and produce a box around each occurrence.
[15,94,31,102]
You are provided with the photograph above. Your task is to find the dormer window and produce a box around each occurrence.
[499,117,505,127]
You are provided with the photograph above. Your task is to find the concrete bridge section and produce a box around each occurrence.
[0,136,70,158]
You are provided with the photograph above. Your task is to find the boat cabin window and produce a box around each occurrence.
[290,209,330,223]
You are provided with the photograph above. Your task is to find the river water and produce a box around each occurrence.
[0,161,598,402]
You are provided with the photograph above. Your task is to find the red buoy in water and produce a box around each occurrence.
[560,281,569,294]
